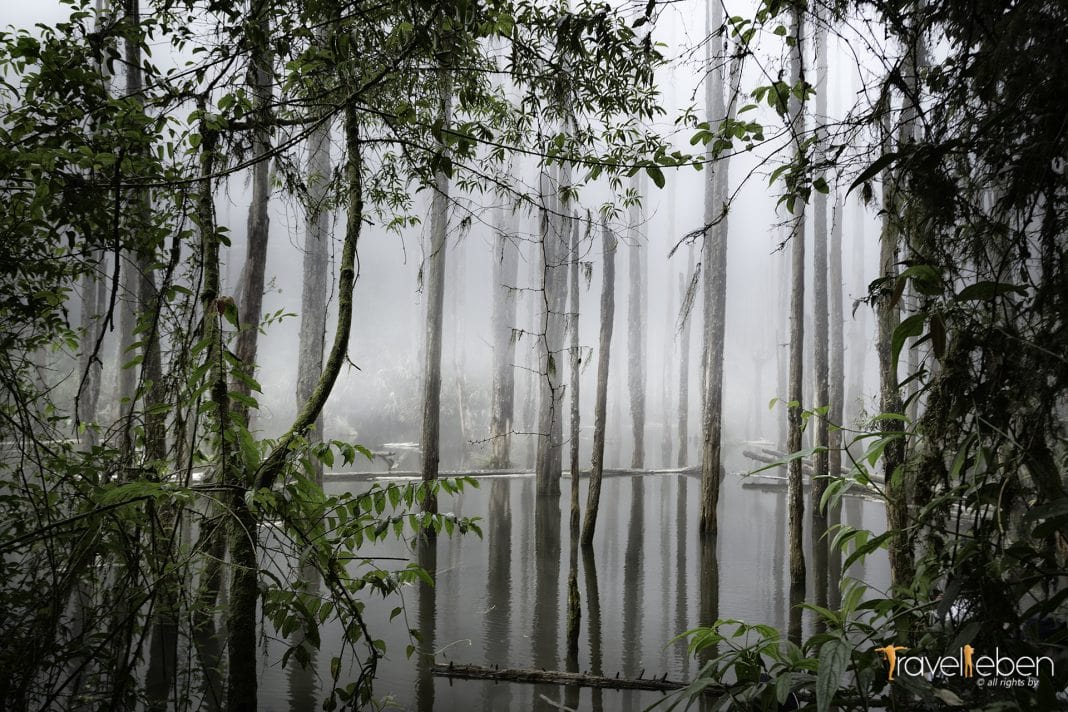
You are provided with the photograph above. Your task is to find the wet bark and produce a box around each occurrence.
[580,225,616,547]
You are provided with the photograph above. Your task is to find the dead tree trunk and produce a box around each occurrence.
[297,107,331,486]
[420,84,453,514]
[535,167,568,496]
[786,4,808,590]
[489,199,520,468]
[566,213,581,657]
[627,174,647,469]
[580,225,616,546]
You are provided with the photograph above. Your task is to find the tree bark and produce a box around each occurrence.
[296,106,332,486]
[227,6,273,708]
[580,225,616,546]
[676,249,694,468]
[811,9,831,612]
[489,198,520,468]
[566,216,581,654]
[786,4,808,589]
[420,82,452,514]
[535,166,568,496]
[627,174,647,469]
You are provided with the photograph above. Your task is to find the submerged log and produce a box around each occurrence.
[430,662,713,694]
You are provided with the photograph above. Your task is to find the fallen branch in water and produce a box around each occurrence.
[430,662,715,693]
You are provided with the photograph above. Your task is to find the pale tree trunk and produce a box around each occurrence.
[296,111,331,486]
[810,10,831,613]
[786,4,808,590]
[489,199,520,468]
[580,225,616,546]
[699,16,740,537]
[523,239,540,468]
[627,174,647,469]
[227,5,273,708]
[828,193,845,605]
[847,199,866,428]
[420,83,453,513]
[776,224,789,449]
[565,213,581,657]
[676,247,694,467]
[660,264,673,467]
[535,166,568,496]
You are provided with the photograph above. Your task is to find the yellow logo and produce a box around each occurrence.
[874,645,908,681]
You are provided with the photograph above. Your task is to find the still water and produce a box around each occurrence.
[260,466,889,711]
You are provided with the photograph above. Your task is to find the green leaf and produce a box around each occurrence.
[955,280,1026,301]
[646,164,665,189]
[847,152,899,196]
[891,313,925,373]
[816,638,850,712]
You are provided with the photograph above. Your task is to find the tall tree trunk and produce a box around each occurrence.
[535,166,567,495]
[565,214,581,657]
[847,198,866,428]
[489,199,519,468]
[828,192,845,605]
[810,9,831,612]
[580,225,616,546]
[786,4,808,589]
[296,108,332,486]
[627,174,647,469]
[523,239,540,468]
[676,248,694,468]
[699,17,739,537]
[420,84,452,513]
[227,6,273,708]
[660,247,673,467]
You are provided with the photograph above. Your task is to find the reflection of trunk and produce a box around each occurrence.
[785,4,808,590]
[622,478,644,693]
[536,168,568,495]
[581,545,604,712]
[811,13,830,615]
[489,201,520,468]
[532,497,561,712]
[566,216,582,659]
[297,107,331,485]
[287,568,320,712]
[484,480,512,711]
[697,536,719,666]
[415,535,438,712]
[674,477,689,677]
[420,85,453,512]
[580,226,616,546]
[627,174,647,469]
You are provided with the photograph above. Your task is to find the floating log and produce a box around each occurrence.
[742,449,813,476]
[430,662,714,694]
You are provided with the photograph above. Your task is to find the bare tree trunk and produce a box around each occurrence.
[661,253,673,467]
[675,248,694,468]
[810,11,831,612]
[580,225,616,546]
[828,192,845,607]
[786,4,808,589]
[699,15,739,537]
[535,167,567,496]
[847,199,866,428]
[566,214,581,657]
[524,239,540,468]
[297,108,331,486]
[420,85,452,514]
[627,175,647,469]
[489,199,520,468]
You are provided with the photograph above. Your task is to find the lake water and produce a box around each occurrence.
[259,464,889,711]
